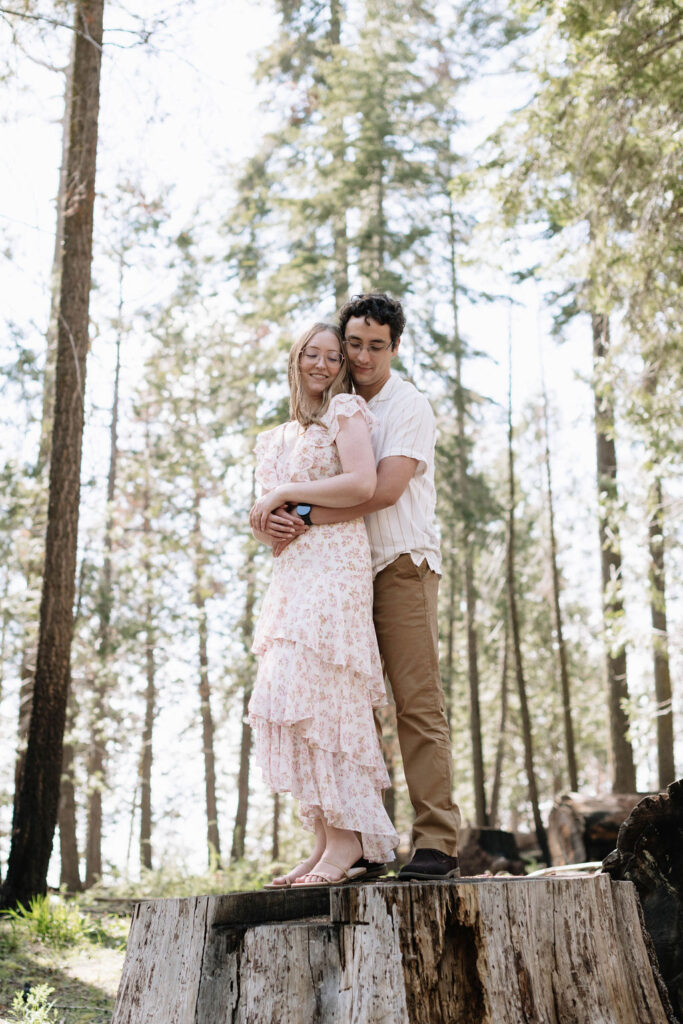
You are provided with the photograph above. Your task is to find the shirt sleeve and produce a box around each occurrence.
[376,390,435,468]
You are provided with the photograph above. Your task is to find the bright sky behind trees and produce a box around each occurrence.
[1,0,680,880]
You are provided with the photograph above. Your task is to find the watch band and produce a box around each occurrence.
[295,503,313,526]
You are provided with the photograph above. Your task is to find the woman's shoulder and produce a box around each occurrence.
[254,421,287,451]
[253,422,290,468]
[325,391,374,423]
[313,393,375,443]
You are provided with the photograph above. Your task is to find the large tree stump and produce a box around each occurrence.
[112,875,677,1023]
[603,779,683,1021]
[547,791,647,865]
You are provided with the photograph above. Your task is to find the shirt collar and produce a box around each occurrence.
[366,371,400,407]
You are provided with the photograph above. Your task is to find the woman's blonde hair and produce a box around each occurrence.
[288,322,352,427]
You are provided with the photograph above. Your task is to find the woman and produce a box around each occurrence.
[248,322,398,887]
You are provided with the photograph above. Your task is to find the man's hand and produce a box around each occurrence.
[262,505,308,540]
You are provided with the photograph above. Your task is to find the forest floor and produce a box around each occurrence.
[0,898,129,1024]
[0,861,272,1022]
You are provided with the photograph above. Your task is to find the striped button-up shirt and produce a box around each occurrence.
[364,372,441,578]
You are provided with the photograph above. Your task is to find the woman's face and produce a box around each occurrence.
[299,330,344,402]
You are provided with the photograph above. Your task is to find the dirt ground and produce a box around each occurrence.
[0,916,127,1024]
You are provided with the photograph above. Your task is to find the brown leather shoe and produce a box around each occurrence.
[397,848,460,880]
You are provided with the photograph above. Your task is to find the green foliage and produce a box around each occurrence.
[90,859,273,899]
[3,895,94,948]
[492,0,683,351]
[0,918,19,955]
[0,902,125,1024]
[9,984,58,1024]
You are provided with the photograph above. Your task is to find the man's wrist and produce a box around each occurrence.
[285,502,315,526]
[293,503,313,526]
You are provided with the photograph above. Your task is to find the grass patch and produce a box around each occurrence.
[3,897,99,949]
[0,859,282,1022]
[91,857,273,900]
[0,896,128,1024]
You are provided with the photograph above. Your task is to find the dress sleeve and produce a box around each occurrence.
[253,426,283,492]
[321,392,376,443]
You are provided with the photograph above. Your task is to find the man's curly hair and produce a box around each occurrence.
[338,293,406,347]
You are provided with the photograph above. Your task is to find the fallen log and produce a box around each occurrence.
[603,779,683,1021]
[547,791,647,865]
[112,875,677,1023]
[457,826,525,875]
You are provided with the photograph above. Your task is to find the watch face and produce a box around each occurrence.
[295,503,312,524]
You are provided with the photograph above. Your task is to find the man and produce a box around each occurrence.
[267,293,460,880]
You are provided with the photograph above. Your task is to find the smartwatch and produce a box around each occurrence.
[295,503,313,526]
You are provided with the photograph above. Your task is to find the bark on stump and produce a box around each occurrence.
[548,792,647,865]
[603,779,683,1020]
[112,875,677,1023]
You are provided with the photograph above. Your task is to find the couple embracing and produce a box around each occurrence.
[248,292,461,887]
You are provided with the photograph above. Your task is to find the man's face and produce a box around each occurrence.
[343,316,399,397]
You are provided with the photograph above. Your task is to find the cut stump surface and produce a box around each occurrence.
[112,875,678,1024]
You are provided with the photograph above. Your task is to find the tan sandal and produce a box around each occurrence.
[292,858,367,888]
[264,860,316,889]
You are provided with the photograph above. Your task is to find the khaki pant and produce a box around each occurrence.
[373,553,461,856]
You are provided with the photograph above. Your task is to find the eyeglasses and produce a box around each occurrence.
[344,340,393,356]
[300,349,344,367]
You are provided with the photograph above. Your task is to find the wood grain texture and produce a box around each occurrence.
[112,876,677,1023]
[603,780,683,1020]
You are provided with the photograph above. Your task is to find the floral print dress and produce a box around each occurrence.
[249,393,399,863]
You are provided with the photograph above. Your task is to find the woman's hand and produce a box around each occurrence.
[249,486,287,532]
[265,505,309,540]
[272,536,296,558]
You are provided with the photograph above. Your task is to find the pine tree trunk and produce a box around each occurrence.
[489,621,509,827]
[58,696,82,892]
[85,294,122,887]
[450,213,487,826]
[230,540,257,861]
[139,591,155,872]
[231,685,252,862]
[0,569,10,702]
[443,542,457,729]
[592,314,636,793]
[647,476,675,787]
[1,0,104,909]
[541,366,578,790]
[138,423,156,872]
[464,549,486,824]
[506,330,551,866]
[38,44,73,477]
[328,0,349,307]
[14,47,74,812]
[14,653,34,796]
[384,758,396,827]
[83,700,104,884]
[271,793,280,862]
[359,142,388,290]
[376,703,398,826]
[58,557,86,891]
[192,492,221,868]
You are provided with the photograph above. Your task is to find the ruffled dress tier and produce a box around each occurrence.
[249,393,398,863]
